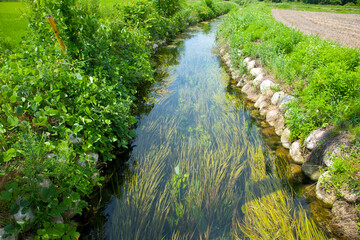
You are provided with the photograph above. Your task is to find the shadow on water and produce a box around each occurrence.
[79,18,330,240]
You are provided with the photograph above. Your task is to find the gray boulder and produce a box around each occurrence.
[316,171,337,207]
[305,128,328,150]
[278,95,294,111]
[331,201,360,240]
[302,162,321,181]
[339,183,360,203]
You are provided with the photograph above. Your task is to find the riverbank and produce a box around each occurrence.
[217,3,360,239]
[0,0,238,238]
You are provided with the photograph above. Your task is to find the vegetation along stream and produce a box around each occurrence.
[80,18,330,240]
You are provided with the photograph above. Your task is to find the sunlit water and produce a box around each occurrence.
[80,18,328,240]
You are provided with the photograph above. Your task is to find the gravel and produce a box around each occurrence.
[272,9,360,49]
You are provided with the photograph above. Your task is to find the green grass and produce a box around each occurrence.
[268,2,360,14]
[218,3,360,140]
[0,2,28,49]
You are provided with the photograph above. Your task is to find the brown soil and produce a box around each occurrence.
[272,9,360,49]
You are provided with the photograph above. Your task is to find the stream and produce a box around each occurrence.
[79,17,329,240]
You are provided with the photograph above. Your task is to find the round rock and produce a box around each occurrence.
[247,60,256,70]
[316,171,337,208]
[281,128,291,149]
[250,67,263,77]
[271,91,285,105]
[278,95,294,111]
[260,80,274,94]
[289,141,305,164]
[331,201,360,240]
[253,74,265,87]
[305,128,328,150]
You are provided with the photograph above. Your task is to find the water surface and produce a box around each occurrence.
[80,18,323,240]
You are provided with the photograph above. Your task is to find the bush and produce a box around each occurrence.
[0,0,237,238]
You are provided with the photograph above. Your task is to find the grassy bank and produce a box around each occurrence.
[0,0,238,238]
[0,2,28,49]
[218,3,360,141]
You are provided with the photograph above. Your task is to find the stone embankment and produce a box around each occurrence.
[218,45,360,239]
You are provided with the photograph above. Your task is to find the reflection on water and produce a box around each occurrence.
[80,19,328,240]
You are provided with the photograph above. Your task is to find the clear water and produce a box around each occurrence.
[79,18,326,240]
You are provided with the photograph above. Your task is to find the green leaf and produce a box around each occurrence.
[4,224,15,233]
[20,199,31,208]
[10,203,20,215]
[34,95,43,104]
[6,182,18,191]
[50,209,61,218]
[0,191,12,201]
[7,115,19,128]
[70,192,80,202]
[9,94,17,103]
[4,148,16,162]
[33,116,48,126]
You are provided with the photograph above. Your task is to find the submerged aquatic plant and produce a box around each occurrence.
[108,18,328,240]
[236,153,329,240]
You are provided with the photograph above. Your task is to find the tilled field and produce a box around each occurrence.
[272,9,360,49]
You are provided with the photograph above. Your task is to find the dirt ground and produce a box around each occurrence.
[272,9,360,49]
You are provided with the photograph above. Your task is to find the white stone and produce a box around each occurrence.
[87,151,99,164]
[250,67,263,77]
[266,108,280,124]
[12,198,35,223]
[305,128,328,150]
[247,60,256,70]
[289,141,305,164]
[316,171,337,207]
[241,81,253,94]
[0,228,16,240]
[243,57,251,66]
[69,133,82,144]
[271,91,285,105]
[338,183,360,203]
[259,101,268,112]
[253,74,265,87]
[39,179,51,189]
[254,95,266,108]
[260,80,274,94]
[281,128,291,149]
[45,153,65,162]
[236,76,247,87]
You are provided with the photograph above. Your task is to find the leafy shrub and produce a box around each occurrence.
[0,0,237,238]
